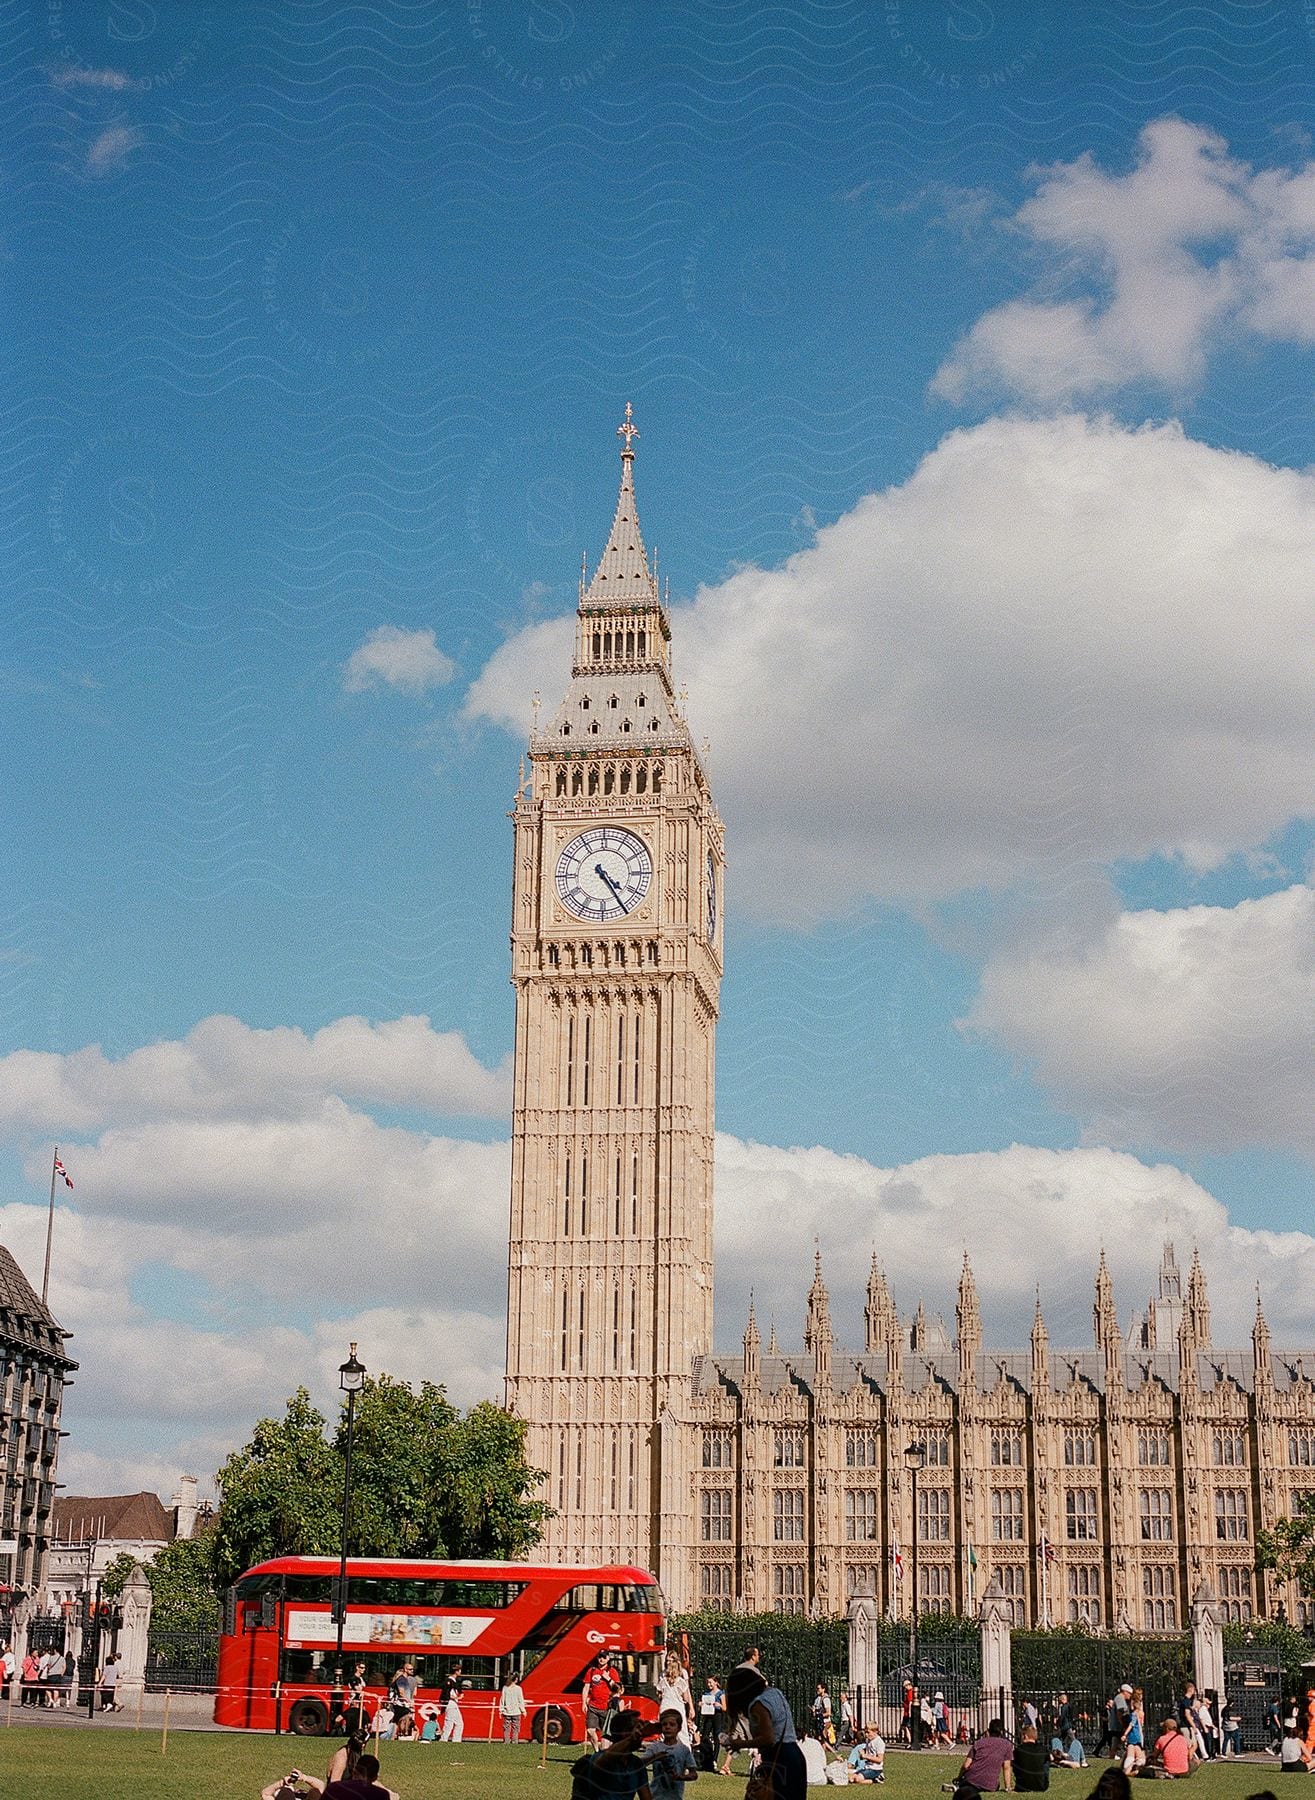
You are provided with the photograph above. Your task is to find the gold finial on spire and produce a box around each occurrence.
[617,401,639,455]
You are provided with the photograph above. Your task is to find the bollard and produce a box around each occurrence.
[161,1687,171,1755]
[135,1682,144,1732]
[539,1715,548,1770]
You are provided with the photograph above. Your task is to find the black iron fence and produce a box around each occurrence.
[673,1612,849,1731]
[1011,1629,1191,1749]
[145,1628,219,1694]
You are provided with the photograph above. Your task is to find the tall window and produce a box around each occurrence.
[700,1564,733,1612]
[846,1566,879,1597]
[701,1490,732,1543]
[919,1565,952,1614]
[1290,1429,1315,1467]
[1213,1431,1247,1467]
[1139,1489,1174,1542]
[846,1430,878,1468]
[773,1565,805,1615]
[1143,1565,1177,1630]
[990,1430,1022,1466]
[1064,1430,1096,1467]
[1066,1488,1099,1541]
[990,1488,1024,1542]
[1138,1430,1171,1466]
[1067,1565,1101,1626]
[702,1430,732,1469]
[1218,1566,1252,1622]
[774,1431,805,1469]
[1215,1489,1249,1541]
[845,1489,879,1542]
[773,1489,805,1542]
[925,1433,951,1467]
[918,1487,951,1542]
[996,1564,1026,1625]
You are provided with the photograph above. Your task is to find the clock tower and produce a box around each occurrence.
[505,407,722,1597]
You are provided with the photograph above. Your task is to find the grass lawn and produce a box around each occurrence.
[0,1734,1292,1800]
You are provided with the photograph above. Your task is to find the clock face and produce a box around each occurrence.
[706,849,717,939]
[555,826,653,922]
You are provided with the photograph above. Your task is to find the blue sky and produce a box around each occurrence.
[4,1,1315,1492]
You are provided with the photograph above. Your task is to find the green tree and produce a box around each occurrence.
[1259,1493,1315,1597]
[146,1533,222,1632]
[213,1379,549,1588]
[213,1388,343,1587]
[99,1550,138,1600]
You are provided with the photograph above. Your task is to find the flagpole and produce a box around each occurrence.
[41,1145,59,1306]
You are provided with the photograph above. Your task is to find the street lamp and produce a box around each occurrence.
[904,1441,927,1744]
[333,1343,367,1669]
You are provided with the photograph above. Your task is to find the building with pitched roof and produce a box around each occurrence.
[0,1243,76,1630]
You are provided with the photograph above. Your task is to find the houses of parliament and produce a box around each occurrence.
[503,409,1312,1627]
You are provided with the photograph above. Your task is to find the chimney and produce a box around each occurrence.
[172,1473,199,1541]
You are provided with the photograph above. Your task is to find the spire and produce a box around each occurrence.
[865,1253,894,1354]
[1032,1289,1050,1394]
[1186,1246,1211,1347]
[583,403,658,605]
[743,1294,760,1386]
[1253,1285,1272,1387]
[911,1299,928,1355]
[1094,1249,1123,1369]
[805,1246,833,1388]
[957,1252,981,1352]
[767,1317,779,1356]
[1158,1240,1181,1300]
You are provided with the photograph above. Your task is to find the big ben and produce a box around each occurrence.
[505,406,722,1598]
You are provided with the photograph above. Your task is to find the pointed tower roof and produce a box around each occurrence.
[865,1252,895,1354]
[767,1318,780,1356]
[583,403,659,607]
[804,1246,832,1349]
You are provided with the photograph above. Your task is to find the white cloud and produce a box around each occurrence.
[467,414,1315,922]
[86,125,141,177]
[0,1011,509,1133]
[711,1135,1315,1357]
[933,118,1315,405]
[965,884,1315,1158]
[343,626,455,696]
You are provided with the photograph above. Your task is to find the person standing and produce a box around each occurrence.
[743,1668,806,1800]
[1120,1689,1145,1776]
[499,1670,526,1743]
[696,1675,724,1773]
[440,1666,465,1743]
[387,1660,417,1737]
[838,1689,855,1747]
[98,1652,120,1713]
[45,1648,66,1708]
[586,1655,625,1750]
[812,1685,834,1747]
[642,1708,701,1800]
[659,1653,696,1747]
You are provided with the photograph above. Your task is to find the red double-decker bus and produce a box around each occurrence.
[215,1556,666,1742]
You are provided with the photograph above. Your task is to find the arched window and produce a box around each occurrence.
[555,769,567,797]
[561,723,570,736]
[626,630,634,657]
[652,765,663,793]
[571,768,583,796]
[620,765,631,794]
[636,767,647,794]
[638,630,646,656]
[604,632,612,659]
[604,766,615,795]
[590,721,599,735]
[588,768,599,795]
[593,631,601,660]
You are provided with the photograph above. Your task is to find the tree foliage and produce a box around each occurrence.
[146,1533,223,1632]
[1259,1493,1315,1598]
[99,1550,138,1600]
[213,1379,549,1589]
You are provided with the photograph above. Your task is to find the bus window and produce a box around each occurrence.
[346,1577,527,1609]
[285,1575,333,1602]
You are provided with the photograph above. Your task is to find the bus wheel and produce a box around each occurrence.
[531,1705,572,1744]
[288,1698,329,1736]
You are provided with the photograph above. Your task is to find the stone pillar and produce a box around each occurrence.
[979,1575,1013,1730]
[847,1576,879,1729]
[1190,1579,1225,1697]
[114,1565,152,1708]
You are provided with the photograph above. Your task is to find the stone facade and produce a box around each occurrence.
[0,1244,75,1630]
[689,1243,1311,1627]
[505,415,1309,1624]
[504,408,721,1595]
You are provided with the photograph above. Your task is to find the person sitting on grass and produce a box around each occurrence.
[322,1752,399,1800]
[1146,1718,1193,1780]
[1051,1729,1088,1769]
[800,1725,828,1785]
[326,1733,368,1787]
[943,1717,1015,1799]
[261,1776,320,1800]
[846,1725,885,1784]
[1013,1726,1049,1792]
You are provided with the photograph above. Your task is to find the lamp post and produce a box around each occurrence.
[904,1440,927,1744]
[333,1343,366,1671]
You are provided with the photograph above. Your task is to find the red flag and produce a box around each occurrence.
[53,1157,73,1190]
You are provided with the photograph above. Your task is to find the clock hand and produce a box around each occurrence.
[594,862,623,900]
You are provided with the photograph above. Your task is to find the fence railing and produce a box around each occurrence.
[145,1629,219,1694]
